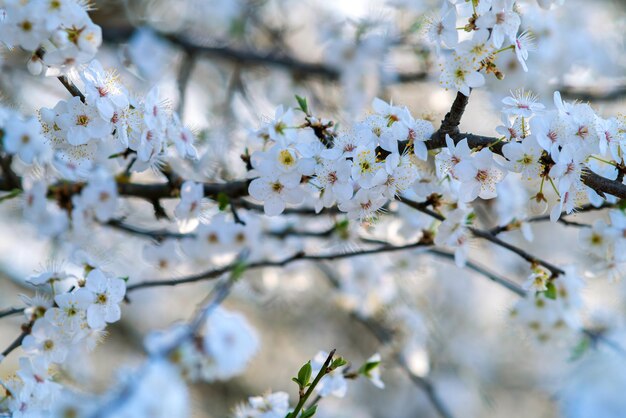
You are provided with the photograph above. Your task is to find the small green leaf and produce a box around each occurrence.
[295,95,309,115]
[217,192,229,211]
[0,189,21,203]
[120,276,129,282]
[569,336,590,362]
[358,360,380,376]
[329,357,347,371]
[231,261,248,281]
[301,405,317,418]
[296,361,312,388]
[544,282,557,300]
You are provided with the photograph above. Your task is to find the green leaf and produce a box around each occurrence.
[544,282,557,300]
[295,95,309,115]
[296,361,312,388]
[217,192,229,211]
[569,336,590,362]
[231,260,248,281]
[358,360,380,376]
[301,405,317,418]
[0,189,21,203]
[329,357,347,371]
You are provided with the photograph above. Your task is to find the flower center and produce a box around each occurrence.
[20,20,33,32]
[476,169,489,182]
[76,114,90,126]
[271,182,284,193]
[278,150,295,167]
[43,340,54,351]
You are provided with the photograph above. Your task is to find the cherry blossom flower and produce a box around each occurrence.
[425,1,458,50]
[455,148,506,202]
[22,318,70,364]
[55,97,111,146]
[435,135,473,179]
[439,54,485,96]
[3,115,50,164]
[248,171,304,216]
[338,188,387,221]
[143,240,181,270]
[202,307,259,380]
[81,60,129,121]
[501,89,545,118]
[475,0,521,48]
[434,207,472,267]
[84,269,126,330]
[80,169,119,222]
[174,181,204,222]
[45,288,93,336]
[502,136,543,180]
[513,31,536,72]
[234,392,289,418]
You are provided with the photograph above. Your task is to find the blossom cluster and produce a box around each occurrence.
[0,59,199,239]
[248,99,434,218]
[512,265,584,342]
[37,60,198,178]
[427,0,538,95]
[0,267,126,416]
[144,306,260,383]
[0,0,102,73]
[578,210,626,282]
[0,59,197,181]
[496,90,626,223]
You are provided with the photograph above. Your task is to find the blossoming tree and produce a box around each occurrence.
[1,0,626,417]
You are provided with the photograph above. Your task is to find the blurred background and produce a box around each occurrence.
[2,0,626,417]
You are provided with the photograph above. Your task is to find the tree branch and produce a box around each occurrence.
[101,26,427,83]
[0,307,24,319]
[126,239,431,292]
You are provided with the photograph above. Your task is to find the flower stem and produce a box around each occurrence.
[589,155,618,167]
[289,349,336,418]
[494,45,515,55]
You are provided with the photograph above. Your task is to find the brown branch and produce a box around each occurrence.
[126,239,431,292]
[57,75,86,102]
[425,132,626,199]
[101,26,427,83]
[1,330,28,359]
[398,196,565,276]
[560,84,626,103]
[0,307,24,319]
[438,91,470,137]
[426,248,526,297]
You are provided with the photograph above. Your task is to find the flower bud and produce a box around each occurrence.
[529,192,548,215]
[27,56,43,76]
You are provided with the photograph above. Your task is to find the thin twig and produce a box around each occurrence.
[126,240,431,292]
[288,350,336,418]
[0,307,25,319]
